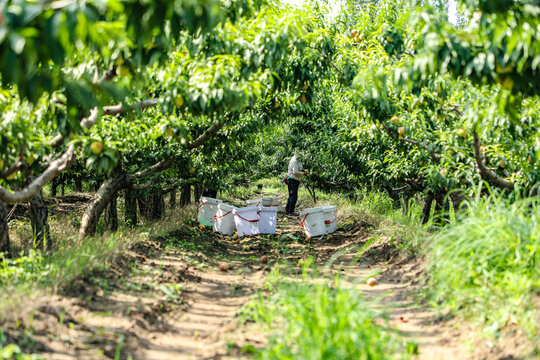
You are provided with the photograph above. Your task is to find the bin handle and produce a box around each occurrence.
[234,211,260,223]
[324,217,336,225]
[197,201,207,212]
[300,214,308,228]
[214,210,233,220]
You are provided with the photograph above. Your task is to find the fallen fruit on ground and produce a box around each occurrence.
[242,245,250,251]
[399,315,409,323]
[261,256,268,263]
[219,262,229,271]
[367,277,377,286]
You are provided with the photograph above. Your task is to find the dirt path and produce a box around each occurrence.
[5,208,517,359]
[142,261,266,360]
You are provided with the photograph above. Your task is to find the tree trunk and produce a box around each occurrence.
[421,192,434,224]
[169,188,177,208]
[124,188,138,227]
[104,191,119,232]
[60,176,65,196]
[194,183,202,203]
[144,188,165,221]
[51,176,59,197]
[79,168,127,239]
[29,189,51,250]
[137,193,146,219]
[0,200,10,256]
[180,184,191,207]
[75,176,83,192]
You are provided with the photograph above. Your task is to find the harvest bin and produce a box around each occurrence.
[259,206,278,234]
[322,205,338,234]
[299,207,326,237]
[233,206,260,237]
[197,197,223,227]
[246,195,283,212]
[213,203,237,236]
[300,205,338,237]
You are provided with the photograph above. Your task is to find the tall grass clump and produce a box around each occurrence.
[243,263,416,359]
[0,206,195,320]
[425,193,540,339]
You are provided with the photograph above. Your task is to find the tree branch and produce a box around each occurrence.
[380,121,441,159]
[0,146,77,203]
[51,98,159,148]
[128,159,173,181]
[472,128,514,190]
[187,121,226,149]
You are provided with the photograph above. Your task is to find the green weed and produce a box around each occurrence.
[424,193,540,340]
[241,262,416,359]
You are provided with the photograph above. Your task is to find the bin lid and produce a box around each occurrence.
[260,206,278,213]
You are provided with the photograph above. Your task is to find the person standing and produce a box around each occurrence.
[286,153,307,216]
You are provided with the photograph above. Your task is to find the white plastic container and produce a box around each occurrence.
[197,197,222,227]
[213,203,237,236]
[259,206,278,234]
[261,197,274,208]
[246,199,261,208]
[271,195,284,212]
[299,207,326,237]
[322,205,338,234]
[233,206,260,237]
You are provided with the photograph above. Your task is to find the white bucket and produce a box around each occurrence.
[197,197,222,227]
[259,206,278,234]
[213,203,237,236]
[246,199,261,208]
[322,205,338,234]
[233,206,260,237]
[271,195,284,212]
[261,197,274,207]
[299,207,326,237]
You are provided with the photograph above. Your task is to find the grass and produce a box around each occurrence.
[0,205,195,321]
[240,261,417,360]
[424,191,540,344]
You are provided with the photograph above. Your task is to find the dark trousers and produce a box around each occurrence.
[286,178,300,214]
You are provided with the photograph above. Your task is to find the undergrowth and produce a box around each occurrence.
[424,191,540,346]
[241,260,417,359]
[0,206,194,321]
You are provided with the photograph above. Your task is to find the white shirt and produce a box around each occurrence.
[287,155,304,181]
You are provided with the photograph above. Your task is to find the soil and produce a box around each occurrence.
[2,207,532,359]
